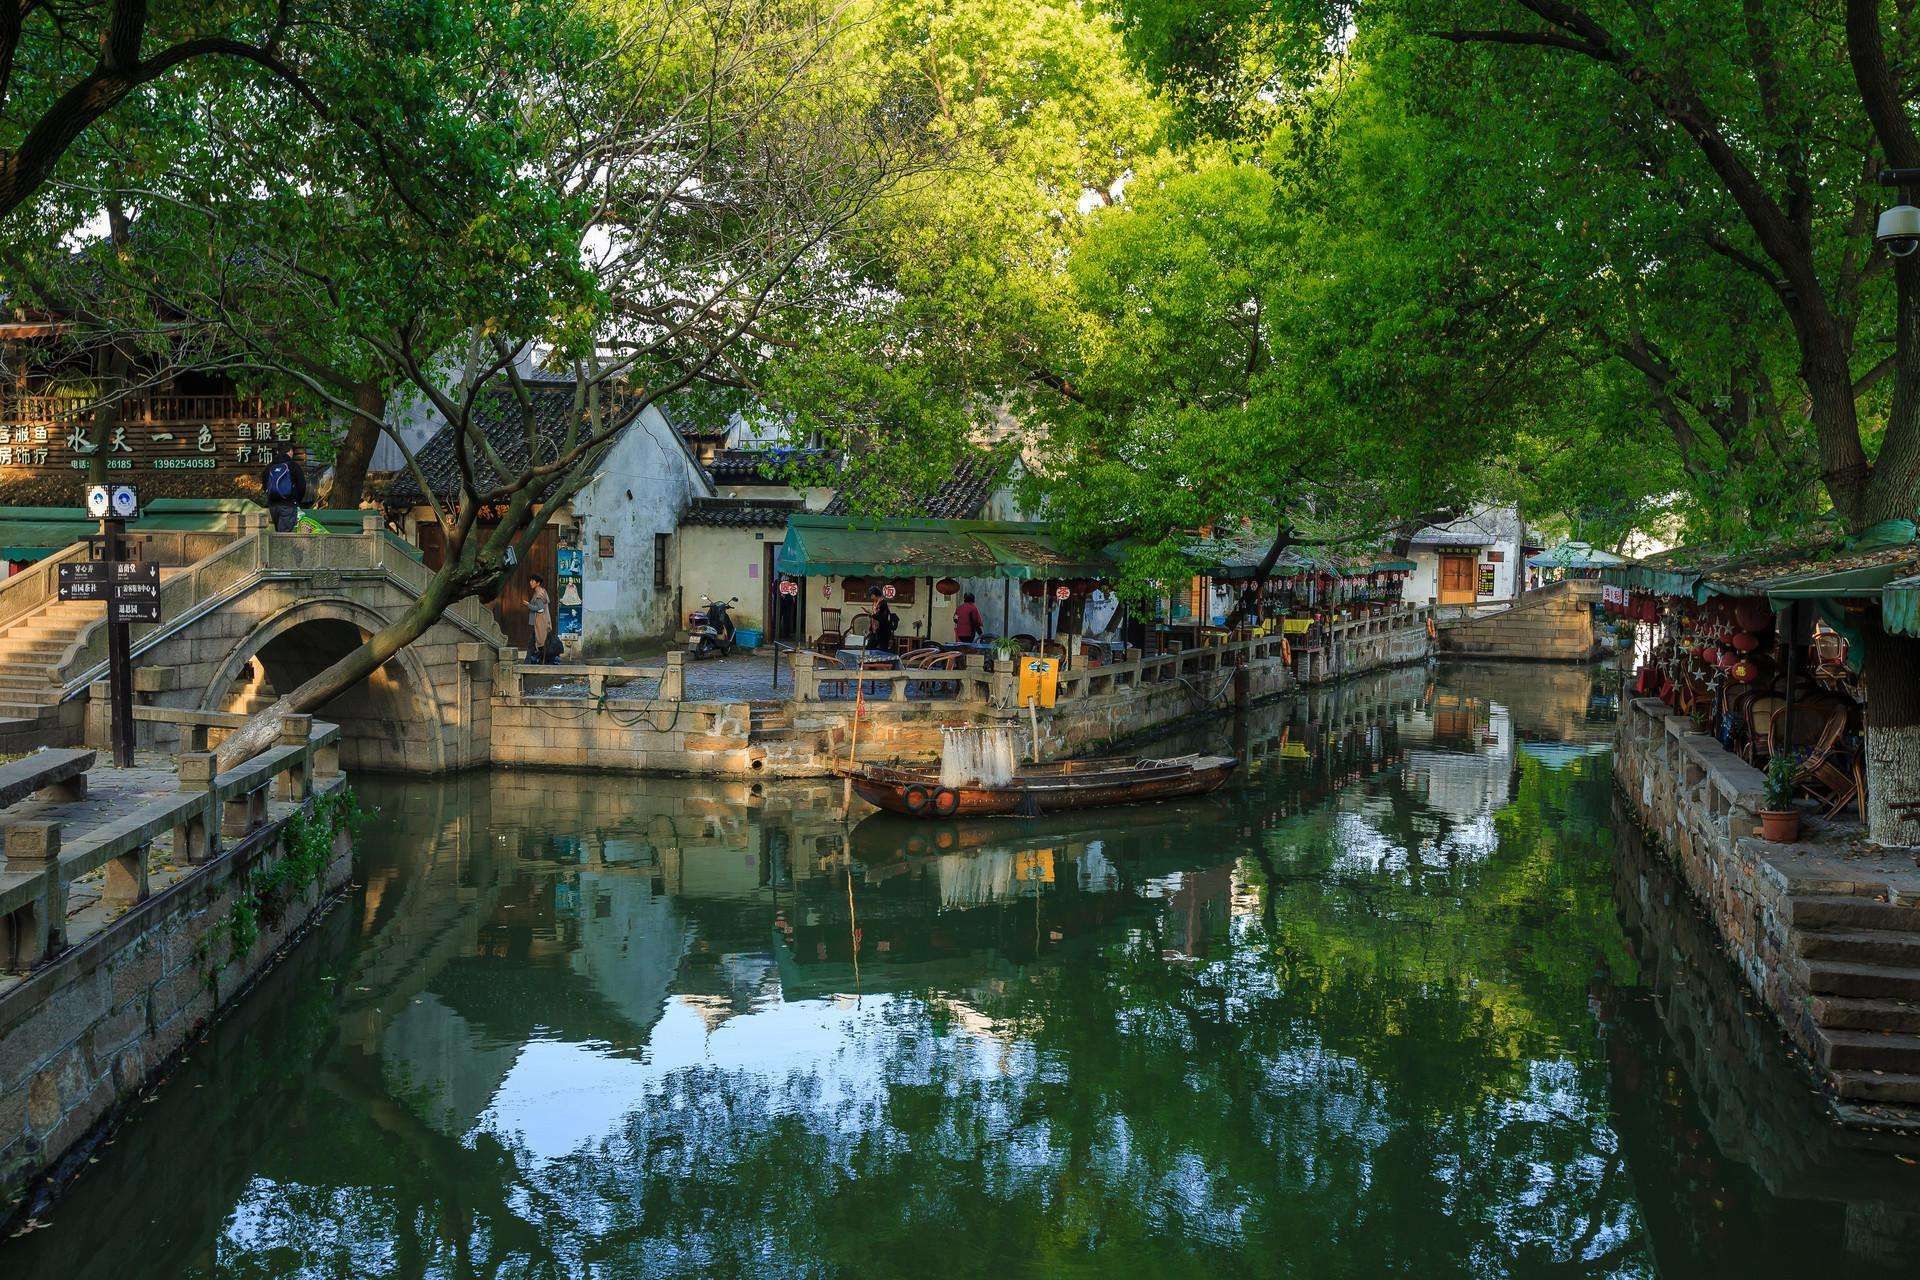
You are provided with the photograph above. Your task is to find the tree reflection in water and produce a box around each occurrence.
[4,663,1916,1279]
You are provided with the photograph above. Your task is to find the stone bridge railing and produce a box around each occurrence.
[0,540,90,633]
[0,710,343,974]
[54,522,504,699]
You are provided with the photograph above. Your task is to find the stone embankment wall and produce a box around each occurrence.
[1438,579,1602,661]
[0,803,351,1224]
[1616,696,1817,1045]
[1616,694,1920,1122]
[488,620,1435,778]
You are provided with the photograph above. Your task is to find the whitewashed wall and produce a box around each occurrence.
[571,404,710,647]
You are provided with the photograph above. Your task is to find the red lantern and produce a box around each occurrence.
[1021,580,1044,599]
[1728,630,1761,653]
[935,577,960,597]
[1733,597,1773,632]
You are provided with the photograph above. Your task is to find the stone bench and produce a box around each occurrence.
[0,748,96,808]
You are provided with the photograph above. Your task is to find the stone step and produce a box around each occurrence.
[1792,894,1920,933]
[1831,1068,1920,1104]
[0,702,53,721]
[1799,958,1920,1000]
[1813,993,1920,1034]
[1798,928,1920,967]
[1820,1028,1920,1073]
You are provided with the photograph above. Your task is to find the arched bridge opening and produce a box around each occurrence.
[204,600,450,774]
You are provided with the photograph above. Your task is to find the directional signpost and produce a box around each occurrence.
[57,485,156,766]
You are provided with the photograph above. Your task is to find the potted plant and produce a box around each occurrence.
[1760,751,1801,842]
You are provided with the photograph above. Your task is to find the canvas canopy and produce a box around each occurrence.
[775,515,1117,582]
[1526,541,1625,570]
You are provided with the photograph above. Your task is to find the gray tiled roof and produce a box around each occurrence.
[823,452,1005,520]
[383,383,644,503]
[682,497,803,527]
[706,448,824,485]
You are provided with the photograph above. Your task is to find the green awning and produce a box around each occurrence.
[775,516,1116,581]
[974,529,1113,580]
[1527,541,1625,570]
[0,498,364,562]
[1763,561,1916,602]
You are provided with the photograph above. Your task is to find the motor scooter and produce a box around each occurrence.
[688,595,738,659]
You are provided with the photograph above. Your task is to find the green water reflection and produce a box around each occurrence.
[6,663,1920,1277]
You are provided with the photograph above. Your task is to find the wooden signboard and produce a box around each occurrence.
[0,396,294,492]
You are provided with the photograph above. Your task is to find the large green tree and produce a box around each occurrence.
[1114,0,1920,842]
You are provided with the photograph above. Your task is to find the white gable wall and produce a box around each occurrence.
[569,404,711,648]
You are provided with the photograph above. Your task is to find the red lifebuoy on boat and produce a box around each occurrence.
[903,784,931,814]
[932,787,959,817]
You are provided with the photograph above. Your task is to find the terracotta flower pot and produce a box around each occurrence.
[1759,809,1802,842]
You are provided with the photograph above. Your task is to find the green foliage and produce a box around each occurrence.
[1109,0,1901,545]
[1763,750,1798,812]
[221,786,365,966]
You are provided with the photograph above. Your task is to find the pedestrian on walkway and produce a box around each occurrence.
[866,585,898,653]
[260,445,308,532]
[528,574,554,664]
[955,591,985,644]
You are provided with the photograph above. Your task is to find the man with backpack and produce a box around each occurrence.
[260,445,308,532]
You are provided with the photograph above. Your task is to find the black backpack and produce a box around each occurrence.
[266,460,296,500]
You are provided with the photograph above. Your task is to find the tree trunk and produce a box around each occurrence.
[213,578,455,771]
[320,381,383,508]
[1859,626,1920,846]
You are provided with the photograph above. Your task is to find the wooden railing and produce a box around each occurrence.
[0,394,289,426]
[0,713,342,974]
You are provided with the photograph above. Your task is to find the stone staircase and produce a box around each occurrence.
[1793,893,1920,1109]
[0,595,99,743]
[0,566,188,747]
[1435,578,1602,662]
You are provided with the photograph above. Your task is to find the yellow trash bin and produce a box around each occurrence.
[1018,656,1060,708]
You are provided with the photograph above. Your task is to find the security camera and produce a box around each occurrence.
[1878,204,1920,257]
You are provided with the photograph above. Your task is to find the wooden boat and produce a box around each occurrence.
[840,752,1239,818]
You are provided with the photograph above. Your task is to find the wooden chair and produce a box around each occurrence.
[1771,704,1860,818]
[813,630,844,654]
[1741,692,1786,762]
[812,653,851,699]
[906,650,963,699]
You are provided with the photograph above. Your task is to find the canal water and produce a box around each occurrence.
[7,662,1920,1278]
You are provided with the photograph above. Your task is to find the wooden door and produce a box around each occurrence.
[418,520,555,650]
[766,543,802,643]
[1438,554,1478,604]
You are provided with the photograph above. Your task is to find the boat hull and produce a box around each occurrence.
[846,756,1238,818]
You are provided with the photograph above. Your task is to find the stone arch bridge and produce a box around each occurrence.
[0,518,503,771]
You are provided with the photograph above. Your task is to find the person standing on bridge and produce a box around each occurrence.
[260,445,308,533]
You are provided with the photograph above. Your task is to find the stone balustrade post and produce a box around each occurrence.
[276,715,314,800]
[2,822,64,969]
[587,671,606,698]
[361,507,384,535]
[661,650,685,701]
[175,753,217,864]
[103,842,150,911]
[86,679,112,749]
[791,650,817,701]
[314,739,341,779]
